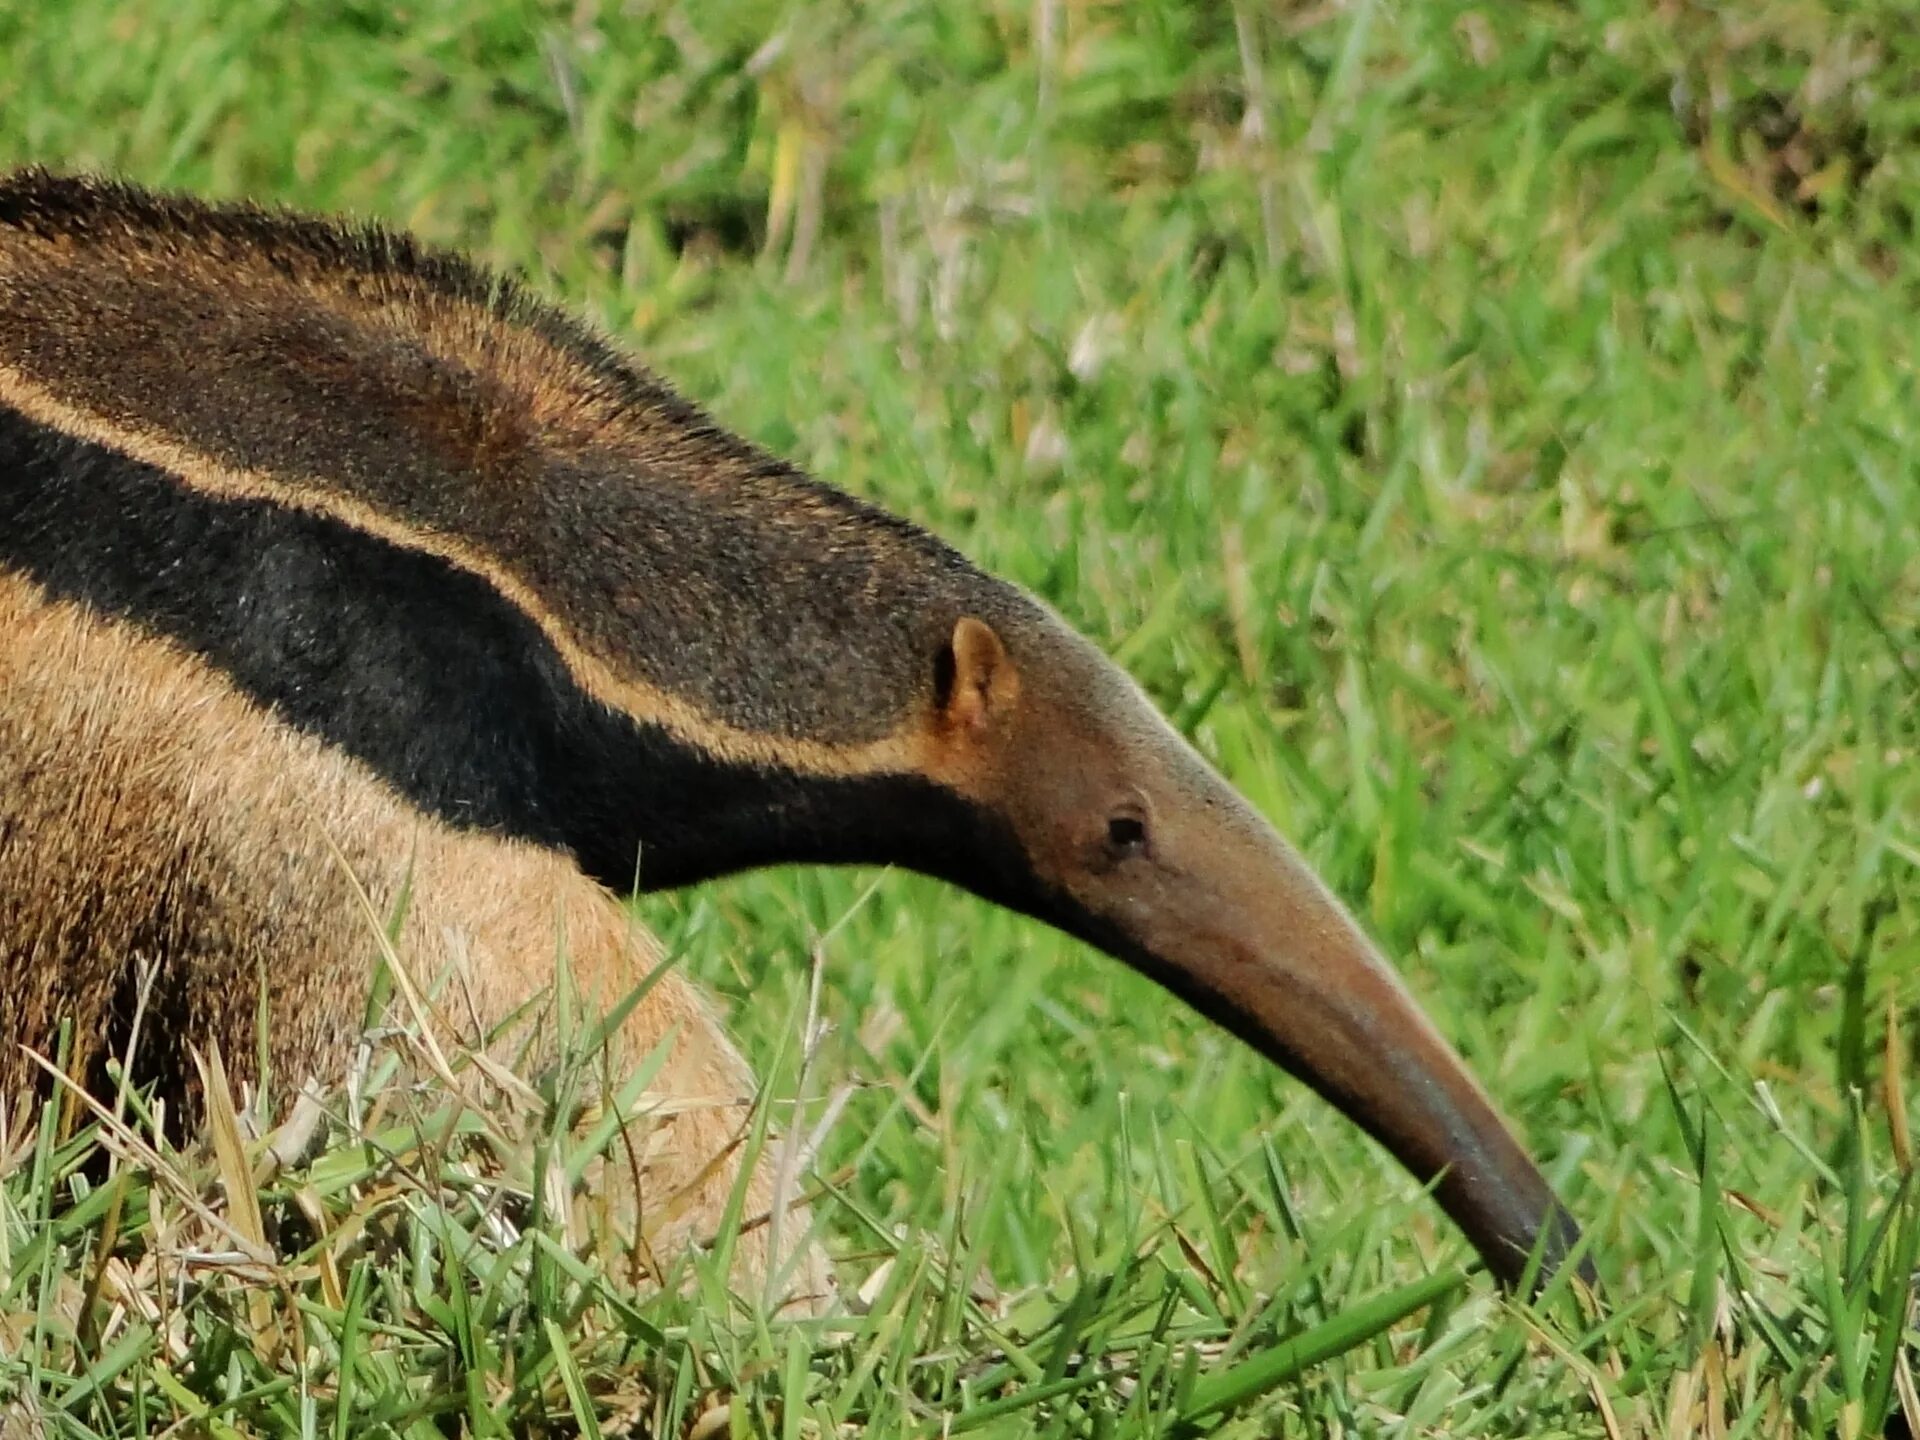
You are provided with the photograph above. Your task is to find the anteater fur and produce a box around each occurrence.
[0,171,925,1301]
[0,168,1585,1294]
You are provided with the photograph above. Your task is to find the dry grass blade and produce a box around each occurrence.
[191,1045,281,1360]
[192,1047,267,1252]
[256,1083,328,1183]
[1896,1347,1920,1437]
[1514,1309,1627,1440]
[21,1048,274,1266]
[1883,996,1910,1174]
[321,829,474,1107]
[764,941,832,1308]
[74,1168,128,1353]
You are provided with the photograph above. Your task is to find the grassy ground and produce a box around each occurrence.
[2,1,1918,1434]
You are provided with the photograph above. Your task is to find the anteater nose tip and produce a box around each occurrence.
[1455,1166,1593,1295]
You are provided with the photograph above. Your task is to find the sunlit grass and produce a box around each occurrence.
[2,0,1916,1432]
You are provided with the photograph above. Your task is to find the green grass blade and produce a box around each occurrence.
[1177,1266,1470,1424]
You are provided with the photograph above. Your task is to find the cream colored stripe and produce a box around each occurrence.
[0,364,922,778]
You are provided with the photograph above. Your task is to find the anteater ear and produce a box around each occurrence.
[937,616,1015,735]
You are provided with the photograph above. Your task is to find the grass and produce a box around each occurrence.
[1,0,1917,1433]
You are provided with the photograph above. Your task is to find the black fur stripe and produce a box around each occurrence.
[0,403,1020,899]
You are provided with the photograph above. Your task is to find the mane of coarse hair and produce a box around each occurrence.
[0,168,1029,757]
[0,167,680,421]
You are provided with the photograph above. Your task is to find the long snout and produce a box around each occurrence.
[1100,810,1586,1289]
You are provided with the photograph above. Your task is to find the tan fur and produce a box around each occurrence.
[0,571,830,1305]
[0,365,924,782]
[0,175,966,761]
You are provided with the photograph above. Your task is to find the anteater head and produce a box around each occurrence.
[900,605,1586,1288]
[0,169,1585,1291]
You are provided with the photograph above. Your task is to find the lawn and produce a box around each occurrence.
[2,1,1917,1434]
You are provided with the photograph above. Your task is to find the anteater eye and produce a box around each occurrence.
[1106,813,1149,856]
